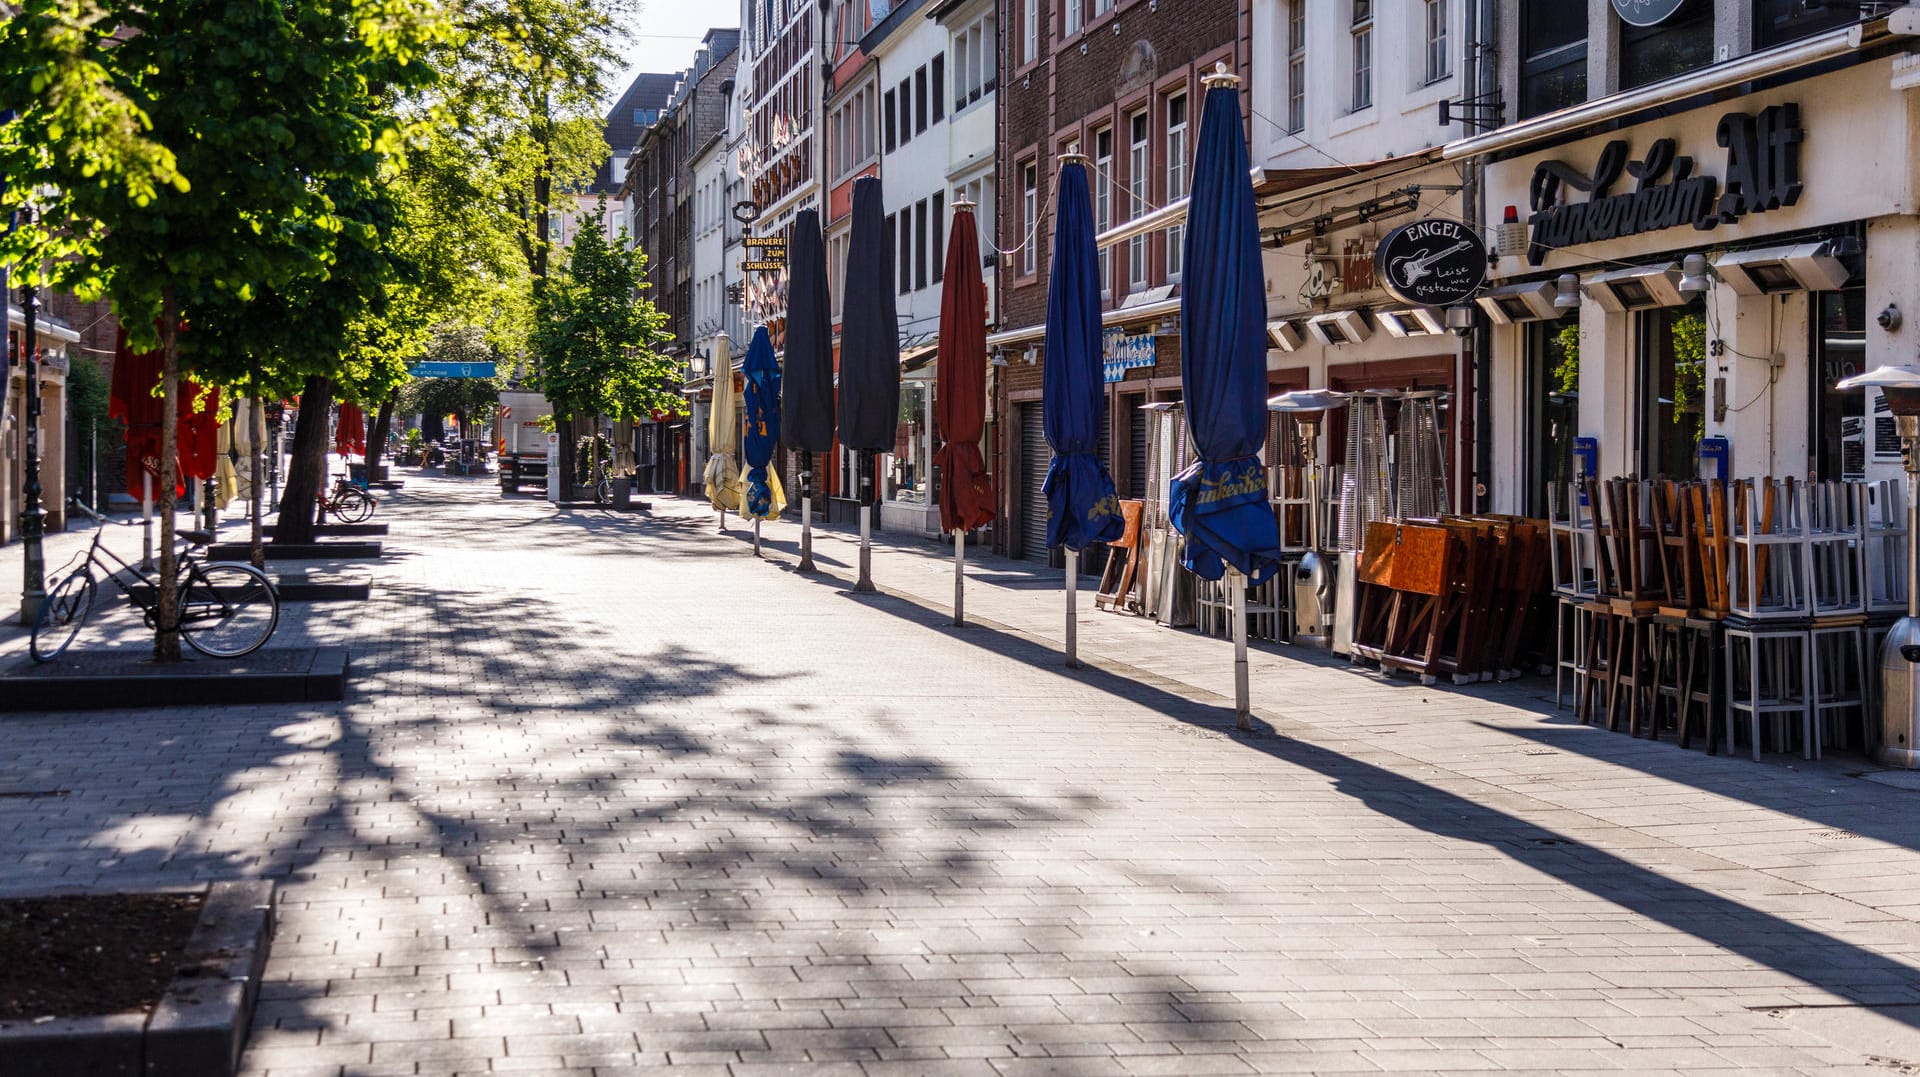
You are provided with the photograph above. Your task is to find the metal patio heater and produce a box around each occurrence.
[1268,390,1348,647]
[1837,365,1920,767]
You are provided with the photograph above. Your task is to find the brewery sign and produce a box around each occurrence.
[1611,0,1689,27]
[743,234,786,273]
[1373,219,1486,307]
[1525,103,1804,264]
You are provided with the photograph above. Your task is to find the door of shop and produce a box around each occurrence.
[1019,402,1049,561]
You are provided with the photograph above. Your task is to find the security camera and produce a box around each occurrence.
[1881,304,1903,332]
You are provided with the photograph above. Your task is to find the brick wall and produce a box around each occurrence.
[990,0,1248,552]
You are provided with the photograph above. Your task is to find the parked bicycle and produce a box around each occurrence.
[31,523,281,662]
[318,475,377,523]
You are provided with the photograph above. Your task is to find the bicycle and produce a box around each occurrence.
[318,475,377,523]
[31,523,281,662]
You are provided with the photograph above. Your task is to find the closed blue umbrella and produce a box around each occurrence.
[782,210,833,572]
[741,326,785,555]
[1043,151,1124,665]
[1171,66,1279,728]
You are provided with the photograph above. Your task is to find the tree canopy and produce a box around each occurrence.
[530,216,674,424]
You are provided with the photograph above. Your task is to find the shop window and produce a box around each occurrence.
[1525,313,1580,518]
[892,379,932,504]
[1813,288,1868,481]
[1520,0,1585,120]
[1620,2,1713,91]
[1635,298,1708,480]
[1755,0,1863,50]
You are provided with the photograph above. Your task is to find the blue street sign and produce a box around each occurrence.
[407,362,497,379]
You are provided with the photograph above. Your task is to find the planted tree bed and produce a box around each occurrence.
[0,882,275,1077]
[0,893,204,1020]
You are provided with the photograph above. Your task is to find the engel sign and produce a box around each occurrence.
[1373,219,1486,308]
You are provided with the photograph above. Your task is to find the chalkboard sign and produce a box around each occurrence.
[1373,219,1487,308]
[1612,0,1690,27]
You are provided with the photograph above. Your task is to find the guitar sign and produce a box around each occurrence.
[1373,219,1486,308]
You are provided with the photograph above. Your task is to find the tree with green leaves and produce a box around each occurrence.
[530,219,672,496]
[7,0,442,658]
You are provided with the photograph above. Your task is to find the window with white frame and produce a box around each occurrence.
[1127,110,1148,292]
[1063,0,1080,37]
[1351,0,1373,111]
[932,191,945,283]
[1424,0,1450,84]
[1093,126,1113,295]
[828,229,849,320]
[1022,0,1037,66]
[953,175,994,269]
[1287,1,1305,133]
[1093,0,1112,15]
[1165,93,1188,282]
[1020,159,1038,277]
[948,13,993,109]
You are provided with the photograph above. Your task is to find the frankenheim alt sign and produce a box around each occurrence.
[1526,103,1804,265]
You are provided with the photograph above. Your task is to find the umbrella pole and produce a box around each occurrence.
[855,451,876,593]
[1065,548,1079,667]
[1230,568,1251,730]
[953,530,965,626]
[798,450,816,572]
[753,517,762,557]
[141,470,154,570]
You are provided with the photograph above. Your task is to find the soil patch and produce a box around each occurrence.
[0,893,205,1019]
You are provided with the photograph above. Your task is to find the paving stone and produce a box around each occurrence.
[3,479,1919,1074]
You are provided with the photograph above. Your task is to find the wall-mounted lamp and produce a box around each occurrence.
[990,351,1010,367]
[1554,273,1582,310]
[689,350,709,377]
[1678,252,1713,296]
[1023,344,1037,365]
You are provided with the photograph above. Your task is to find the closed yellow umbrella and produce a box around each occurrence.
[703,332,741,520]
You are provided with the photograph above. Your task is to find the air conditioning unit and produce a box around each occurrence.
[1375,307,1446,337]
[1585,263,1684,313]
[1306,309,1372,346]
[1713,242,1850,296]
[1474,280,1560,324]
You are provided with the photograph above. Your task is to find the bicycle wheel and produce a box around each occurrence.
[30,571,96,662]
[179,563,279,658]
[594,476,613,506]
[336,487,375,523]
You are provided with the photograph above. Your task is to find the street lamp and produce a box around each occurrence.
[14,280,46,625]
[1836,364,1920,767]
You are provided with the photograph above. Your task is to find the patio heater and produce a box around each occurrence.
[1268,389,1348,647]
[1837,365,1920,767]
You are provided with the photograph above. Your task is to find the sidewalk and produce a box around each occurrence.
[702,495,1920,928]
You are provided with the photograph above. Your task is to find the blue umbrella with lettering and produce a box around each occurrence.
[1169,65,1281,728]
[1042,150,1124,665]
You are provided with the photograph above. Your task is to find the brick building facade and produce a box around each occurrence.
[991,0,1247,560]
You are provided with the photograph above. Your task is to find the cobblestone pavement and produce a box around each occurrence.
[6,474,1920,1075]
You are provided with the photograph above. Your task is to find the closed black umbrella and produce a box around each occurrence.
[836,176,899,592]
[782,209,833,571]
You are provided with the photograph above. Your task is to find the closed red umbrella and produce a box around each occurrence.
[176,382,220,485]
[334,403,366,458]
[109,330,166,500]
[934,200,996,626]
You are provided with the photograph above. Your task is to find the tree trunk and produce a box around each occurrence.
[273,376,333,545]
[249,396,266,569]
[556,413,574,500]
[368,394,395,482]
[155,294,181,662]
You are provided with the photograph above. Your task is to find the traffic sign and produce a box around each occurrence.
[407,362,497,379]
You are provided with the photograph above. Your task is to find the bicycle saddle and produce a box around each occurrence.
[180,529,214,547]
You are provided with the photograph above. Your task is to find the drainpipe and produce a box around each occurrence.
[1466,0,1496,513]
